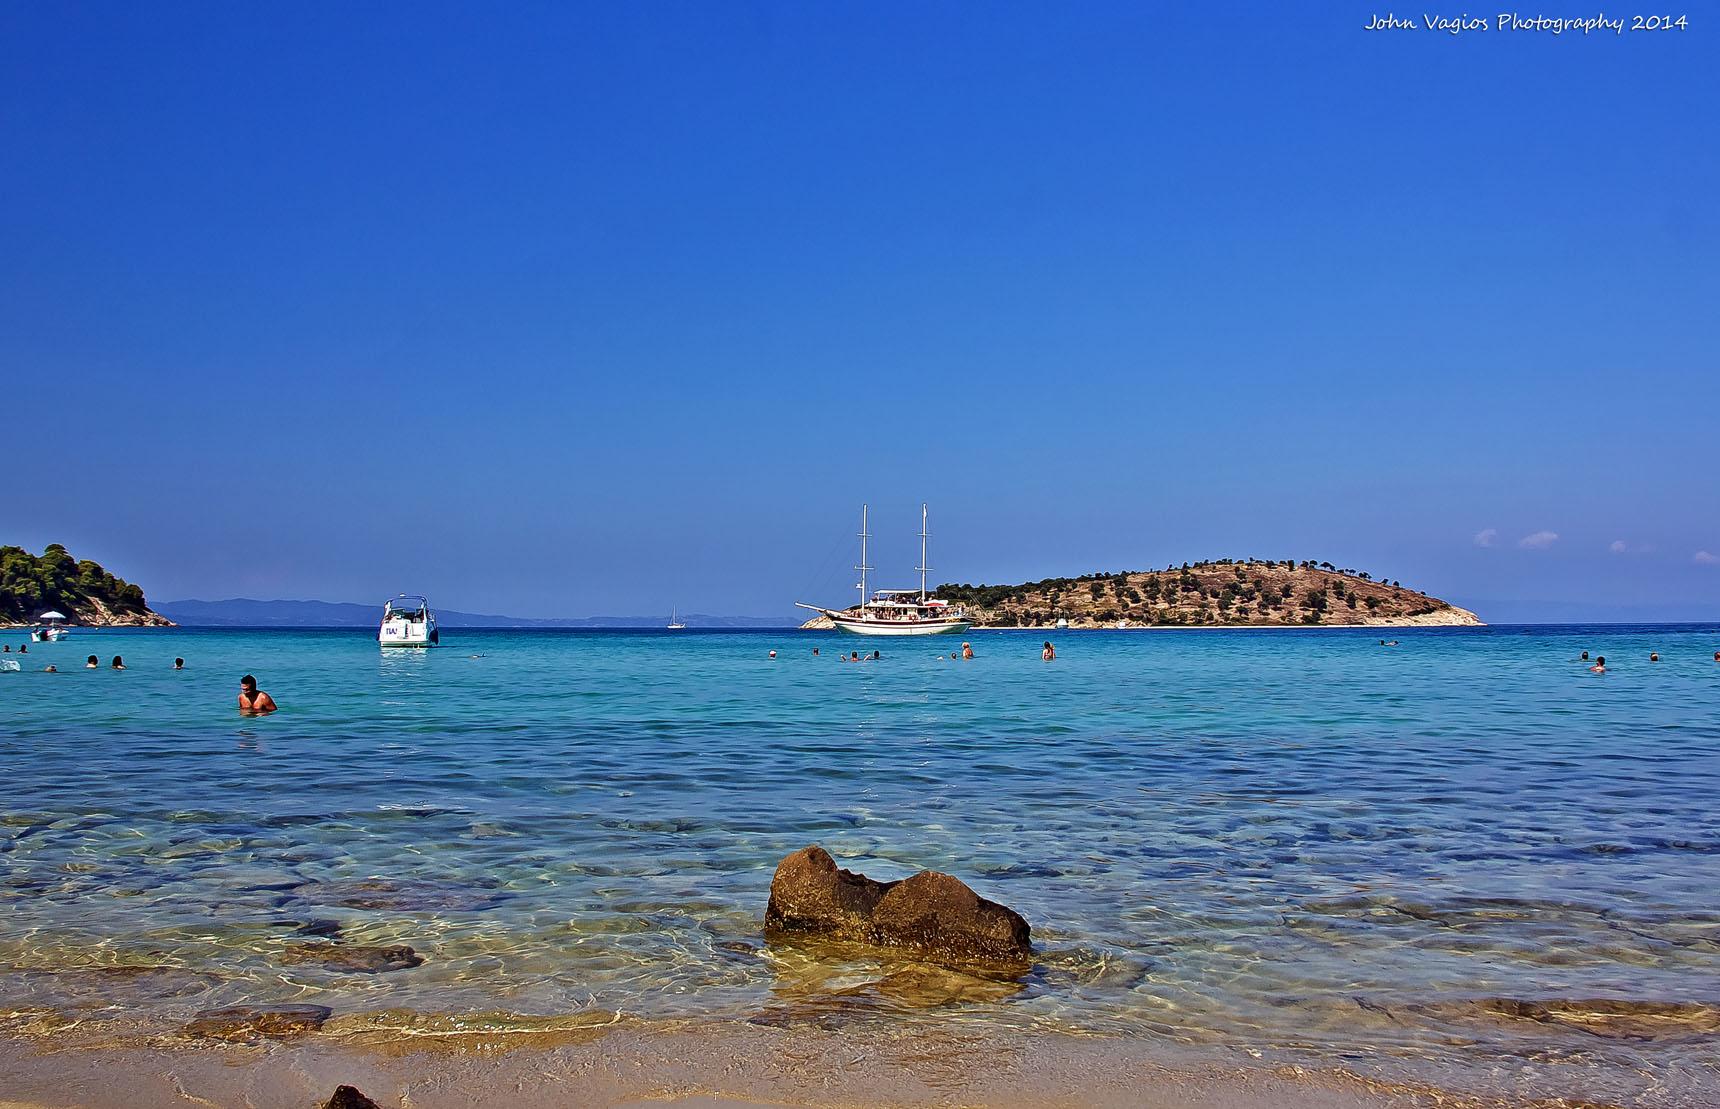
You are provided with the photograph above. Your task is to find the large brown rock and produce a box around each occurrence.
[324,1087,382,1109]
[871,870,1032,964]
[764,846,1031,965]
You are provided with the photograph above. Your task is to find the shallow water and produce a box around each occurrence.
[3,625,1719,1101]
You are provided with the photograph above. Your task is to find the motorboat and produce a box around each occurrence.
[796,504,970,636]
[30,611,70,642]
[379,595,439,647]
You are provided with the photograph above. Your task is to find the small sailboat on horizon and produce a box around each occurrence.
[666,607,686,630]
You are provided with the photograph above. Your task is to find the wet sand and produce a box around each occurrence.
[0,1020,1594,1109]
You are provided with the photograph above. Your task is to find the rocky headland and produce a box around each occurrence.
[0,544,172,627]
[802,559,1481,629]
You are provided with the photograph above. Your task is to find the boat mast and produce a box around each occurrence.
[917,502,930,603]
[856,503,873,611]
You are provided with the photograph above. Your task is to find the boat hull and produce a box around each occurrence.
[831,616,970,636]
[379,622,439,647]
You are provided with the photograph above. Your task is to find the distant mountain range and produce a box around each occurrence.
[155,598,791,629]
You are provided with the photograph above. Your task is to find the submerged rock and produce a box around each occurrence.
[324,1087,381,1109]
[282,943,425,973]
[764,846,1031,965]
[1420,997,1720,1042]
[184,1003,331,1042]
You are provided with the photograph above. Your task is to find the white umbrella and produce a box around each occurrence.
[37,611,67,621]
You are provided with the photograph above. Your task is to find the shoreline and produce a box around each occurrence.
[0,1020,1581,1109]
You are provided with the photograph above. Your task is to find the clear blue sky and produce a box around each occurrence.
[3,4,1716,621]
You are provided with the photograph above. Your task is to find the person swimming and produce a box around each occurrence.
[1590,656,1607,674]
[962,642,974,659]
[850,651,860,662]
[238,674,278,715]
[768,650,777,659]
[110,655,125,670]
[43,664,57,672]
[1581,651,1590,661]
[174,658,185,670]
[811,647,820,656]
[86,655,99,669]
[870,650,881,660]
[1650,652,1660,662]
[1042,641,1055,661]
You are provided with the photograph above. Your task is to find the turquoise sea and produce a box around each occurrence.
[3,625,1719,1102]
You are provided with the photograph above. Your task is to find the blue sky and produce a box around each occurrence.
[3,4,1716,620]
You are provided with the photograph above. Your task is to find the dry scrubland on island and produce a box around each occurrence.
[804,560,1481,629]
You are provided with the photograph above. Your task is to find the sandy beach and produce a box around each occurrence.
[0,1019,1571,1109]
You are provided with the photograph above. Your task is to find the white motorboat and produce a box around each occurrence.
[379,595,439,647]
[796,504,970,636]
[30,611,70,642]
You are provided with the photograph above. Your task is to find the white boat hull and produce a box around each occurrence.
[379,620,438,647]
[830,615,970,636]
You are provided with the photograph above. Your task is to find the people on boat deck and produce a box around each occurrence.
[86,655,99,669]
[1042,641,1055,661]
[110,656,125,670]
[238,675,278,715]
[1589,656,1606,674]
[962,642,974,659]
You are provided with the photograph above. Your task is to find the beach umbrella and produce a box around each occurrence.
[38,611,67,621]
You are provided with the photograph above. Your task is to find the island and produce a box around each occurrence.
[0,544,173,628]
[800,559,1482,629]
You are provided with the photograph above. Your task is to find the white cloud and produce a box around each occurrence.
[1473,528,1498,548]
[1518,530,1559,550]
[1695,550,1719,566]
[1609,539,1627,554]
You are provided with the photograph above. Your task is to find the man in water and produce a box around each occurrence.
[86,655,99,669]
[1042,641,1055,661]
[962,642,974,660]
[174,658,185,670]
[1589,656,1607,674]
[238,674,278,715]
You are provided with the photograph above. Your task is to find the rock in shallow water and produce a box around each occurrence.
[184,1004,331,1042]
[764,846,1031,965]
[282,943,425,973]
[324,1086,381,1109]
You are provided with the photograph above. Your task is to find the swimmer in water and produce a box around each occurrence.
[1650,652,1660,662]
[1590,656,1607,674]
[86,655,99,669]
[174,657,185,670]
[110,655,125,670]
[871,650,881,660]
[768,650,777,658]
[850,651,860,662]
[1581,651,1590,661]
[238,674,278,715]
[43,664,57,672]
[962,642,974,660]
[811,647,820,656]
[1042,641,1055,661]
